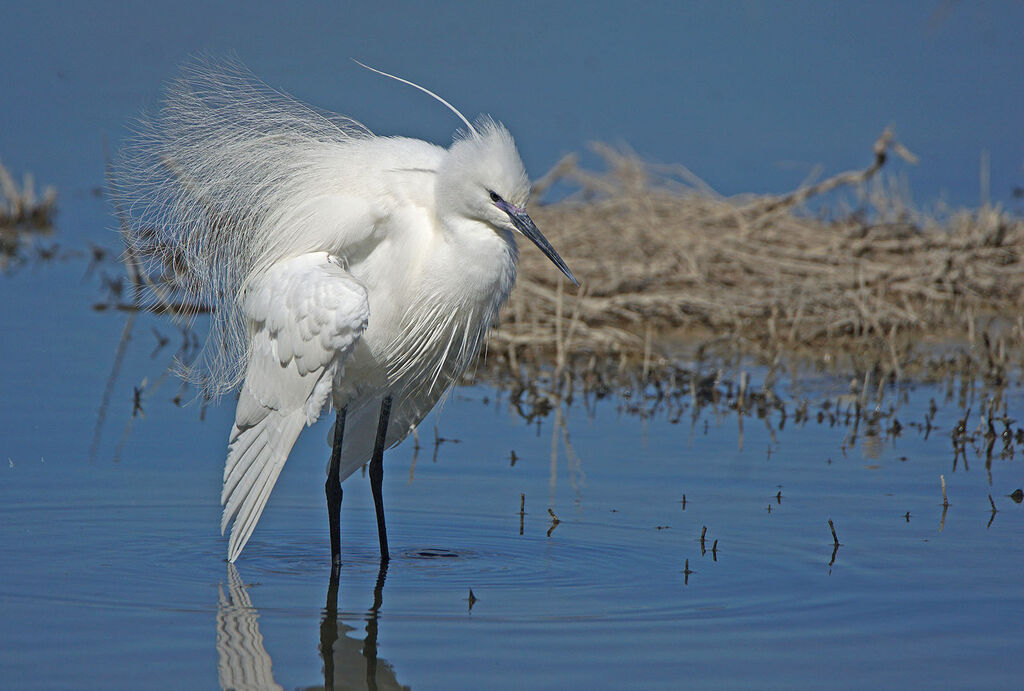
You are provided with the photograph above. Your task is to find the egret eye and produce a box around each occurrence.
[489,190,503,203]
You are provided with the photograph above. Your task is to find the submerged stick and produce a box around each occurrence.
[828,518,840,547]
[546,507,560,537]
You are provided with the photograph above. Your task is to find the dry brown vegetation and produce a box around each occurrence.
[87,131,1024,395]
[496,131,1024,385]
[0,160,57,270]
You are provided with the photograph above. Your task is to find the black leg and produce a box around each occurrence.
[369,396,392,562]
[326,407,347,568]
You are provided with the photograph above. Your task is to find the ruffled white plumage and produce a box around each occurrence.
[114,58,565,562]
[113,57,376,396]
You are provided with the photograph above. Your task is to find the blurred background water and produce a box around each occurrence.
[3,1,1024,215]
[2,2,1024,689]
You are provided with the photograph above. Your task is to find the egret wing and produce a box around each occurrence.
[221,252,369,562]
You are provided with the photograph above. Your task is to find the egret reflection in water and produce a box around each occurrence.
[217,563,404,691]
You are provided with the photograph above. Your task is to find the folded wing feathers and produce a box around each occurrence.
[221,252,369,562]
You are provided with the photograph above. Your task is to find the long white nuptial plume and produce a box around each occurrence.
[351,59,479,138]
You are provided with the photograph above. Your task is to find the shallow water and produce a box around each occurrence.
[2,11,1024,682]
[2,258,1023,688]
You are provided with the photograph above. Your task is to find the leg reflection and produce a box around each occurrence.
[364,560,388,689]
[319,559,404,691]
[320,565,341,691]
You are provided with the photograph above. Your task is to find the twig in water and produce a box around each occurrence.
[546,507,560,537]
[736,371,748,410]
[641,322,652,381]
[88,311,137,462]
[828,519,840,547]
[826,519,842,568]
[940,475,949,507]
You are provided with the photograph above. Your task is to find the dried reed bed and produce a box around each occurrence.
[0,160,57,271]
[99,132,1023,390]
[496,131,1024,382]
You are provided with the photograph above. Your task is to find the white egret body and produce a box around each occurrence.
[115,60,575,563]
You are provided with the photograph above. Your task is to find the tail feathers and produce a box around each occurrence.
[221,411,306,562]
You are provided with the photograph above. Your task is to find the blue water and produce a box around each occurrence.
[2,247,1023,688]
[3,3,1024,212]
[3,6,1024,686]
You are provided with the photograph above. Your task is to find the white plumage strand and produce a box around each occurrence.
[114,58,575,562]
[116,58,374,395]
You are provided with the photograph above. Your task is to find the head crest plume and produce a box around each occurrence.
[352,59,478,138]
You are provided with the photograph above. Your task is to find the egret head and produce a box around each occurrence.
[439,119,577,286]
[353,60,576,285]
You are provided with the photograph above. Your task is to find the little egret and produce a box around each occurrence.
[114,59,576,564]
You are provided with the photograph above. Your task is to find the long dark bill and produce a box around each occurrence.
[503,205,578,286]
